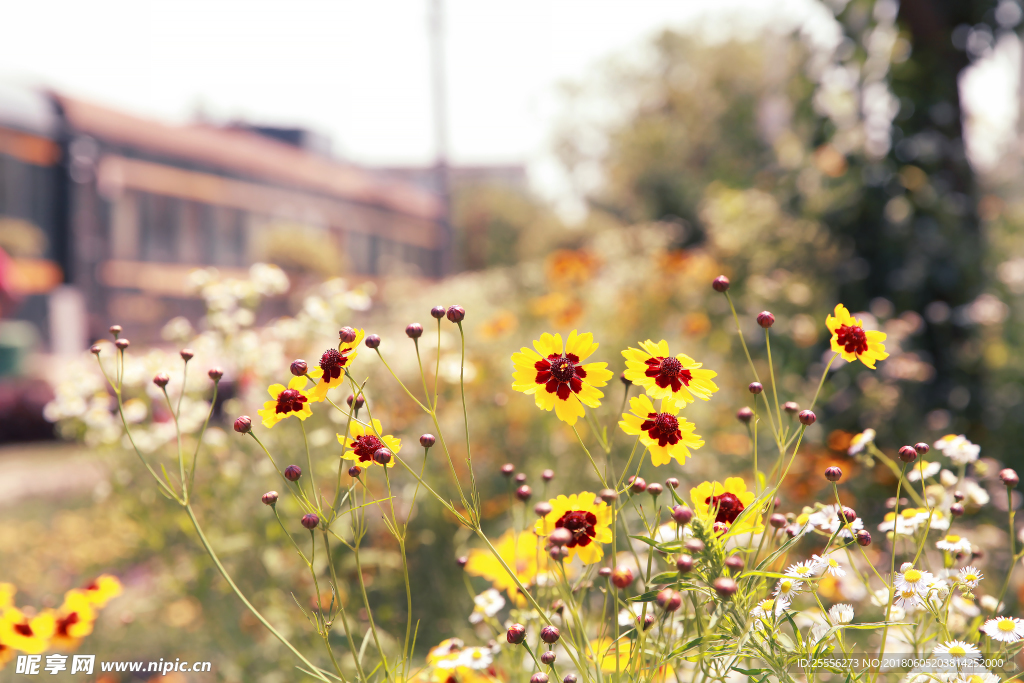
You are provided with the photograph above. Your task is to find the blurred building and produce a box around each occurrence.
[0,83,448,356]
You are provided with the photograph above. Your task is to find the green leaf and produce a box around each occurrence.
[626,590,660,602]
[656,540,683,552]
[648,571,679,584]
[630,535,659,547]
[732,667,767,676]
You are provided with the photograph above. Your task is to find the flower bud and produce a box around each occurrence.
[90,344,101,355]
[338,327,357,343]
[598,566,612,578]
[109,324,122,336]
[611,566,633,588]
[540,625,560,644]
[748,382,763,394]
[501,463,515,477]
[671,505,693,525]
[534,501,553,517]
[824,466,842,482]
[656,588,682,612]
[756,311,775,328]
[284,465,302,482]
[506,623,526,645]
[262,491,279,506]
[563,676,577,683]
[549,546,567,560]
[549,528,573,548]
[724,555,744,571]
[364,334,381,349]
[348,466,361,477]
[769,513,786,529]
[115,338,130,350]
[841,506,857,524]
[541,651,556,666]
[647,482,663,498]
[180,348,194,361]
[665,477,679,489]
[457,556,468,568]
[290,359,308,376]
[373,448,392,465]
[713,522,728,535]
[712,275,730,292]
[542,469,554,481]
[301,513,319,530]
[684,538,705,554]
[405,323,423,339]
[530,674,549,683]
[1000,468,1019,488]
[599,488,617,503]
[783,401,799,414]
[347,394,365,409]
[628,476,647,494]
[737,407,754,423]
[774,497,781,508]
[898,445,918,463]
[713,577,738,598]
[515,485,532,502]
[515,472,527,484]
[953,490,965,502]
[950,502,965,517]
[798,410,816,426]
[419,433,436,448]
[233,415,252,433]
[446,305,466,323]
[856,530,872,546]
[208,367,224,381]
[915,442,930,454]
[619,372,631,386]
[430,305,446,319]
[676,555,693,573]
[639,613,656,630]
[153,372,170,388]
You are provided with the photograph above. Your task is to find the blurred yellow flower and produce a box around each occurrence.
[258,376,315,428]
[309,329,364,400]
[338,418,401,469]
[84,575,122,608]
[0,584,14,610]
[826,304,888,369]
[0,642,13,670]
[618,395,703,466]
[690,478,762,535]
[0,608,56,654]
[511,331,612,426]
[546,249,600,286]
[478,310,518,340]
[622,340,718,409]
[465,529,549,602]
[590,637,674,680]
[535,492,612,565]
[51,590,96,650]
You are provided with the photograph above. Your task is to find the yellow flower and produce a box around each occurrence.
[590,638,674,681]
[83,575,122,608]
[511,330,613,425]
[51,590,96,650]
[690,478,763,535]
[0,642,13,670]
[622,339,719,408]
[619,394,703,466]
[826,304,888,369]
[0,583,14,610]
[465,529,551,602]
[308,330,364,401]
[535,492,612,565]
[338,418,401,469]
[257,375,315,428]
[0,608,56,654]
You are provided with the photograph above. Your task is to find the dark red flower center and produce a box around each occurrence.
[275,388,307,415]
[14,622,33,637]
[639,412,682,447]
[645,356,693,392]
[555,509,598,548]
[705,492,745,525]
[535,353,587,401]
[835,324,868,355]
[56,612,80,637]
[352,434,385,463]
[320,348,353,383]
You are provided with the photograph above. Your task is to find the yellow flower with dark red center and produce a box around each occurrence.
[308,330,364,400]
[51,590,96,650]
[465,529,551,602]
[826,304,888,369]
[0,642,13,670]
[258,376,315,428]
[83,575,122,608]
[535,492,612,565]
[618,394,704,466]
[690,478,763,535]
[511,330,613,425]
[622,340,719,409]
[0,607,56,654]
[338,419,401,468]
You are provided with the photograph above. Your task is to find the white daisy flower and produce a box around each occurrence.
[828,603,854,624]
[932,639,981,663]
[981,616,1024,642]
[871,588,890,607]
[812,553,846,578]
[894,566,934,593]
[933,435,980,465]
[809,622,833,645]
[453,647,494,670]
[787,510,814,538]
[950,594,981,617]
[980,595,1004,613]
[921,508,950,531]
[879,508,925,536]
[907,460,941,482]
[469,588,506,624]
[958,566,984,589]
[963,480,990,507]
[773,578,804,600]
[785,560,819,579]
[751,597,789,620]
[950,671,1000,683]
[893,588,924,610]
[940,469,959,487]
[847,429,875,455]
[808,504,864,539]
[936,533,971,554]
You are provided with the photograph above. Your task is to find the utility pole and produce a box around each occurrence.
[429,0,452,276]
